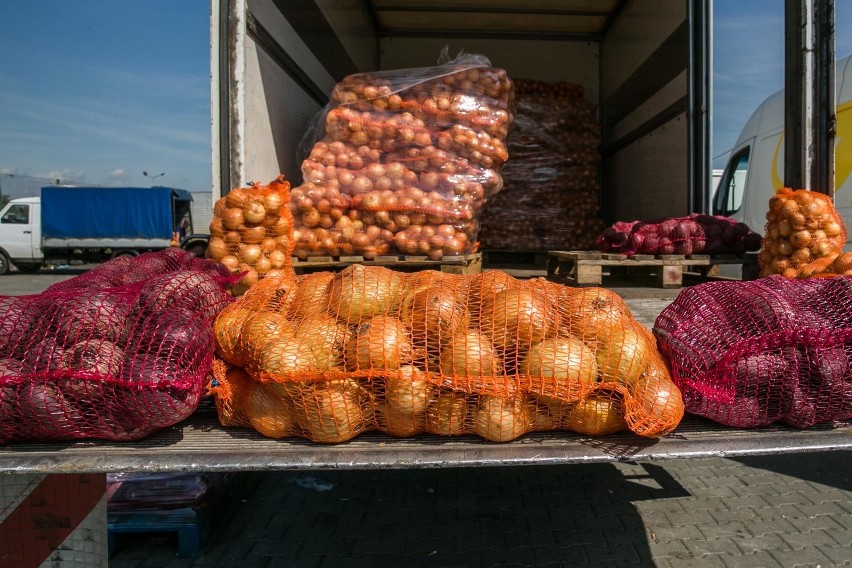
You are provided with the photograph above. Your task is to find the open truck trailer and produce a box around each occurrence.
[0,3,849,565]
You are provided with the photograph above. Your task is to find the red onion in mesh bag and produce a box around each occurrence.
[655,276,852,428]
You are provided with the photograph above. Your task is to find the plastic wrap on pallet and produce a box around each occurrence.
[596,214,762,256]
[210,267,686,443]
[478,79,605,250]
[654,275,852,428]
[289,52,514,260]
[0,250,236,443]
[107,473,235,511]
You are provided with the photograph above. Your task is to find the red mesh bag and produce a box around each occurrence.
[654,275,852,428]
[0,250,236,443]
[290,52,514,260]
[207,174,294,295]
[210,267,685,443]
[597,214,762,256]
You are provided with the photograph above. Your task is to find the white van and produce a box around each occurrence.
[713,55,852,247]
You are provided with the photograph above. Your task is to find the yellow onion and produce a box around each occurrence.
[400,286,469,352]
[468,270,517,313]
[561,287,631,341]
[294,313,351,371]
[626,372,684,437]
[425,390,469,435]
[380,404,425,437]
[292,378,370,443]
[565,394,626,436]
[595,322,652,387]
[241,311,296,359]
[471,394,532,442]
[482,285,554,351]
[287,272,334,319]
[328,264,405,323]
[247,381,297,438]
[529,396,571,431]
[384,365,432,414]
[521,336,598,404]
[344,315,412,371]
[214,366,255,428]
[438,331,502,378]
[213,307,254,366]
[256,337,319,377]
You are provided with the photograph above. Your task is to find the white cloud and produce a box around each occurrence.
[109,168,127,181]
[38,169,87,184]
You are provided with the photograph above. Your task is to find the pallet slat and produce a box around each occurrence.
[546,250,759,289]
[291,253,482,275]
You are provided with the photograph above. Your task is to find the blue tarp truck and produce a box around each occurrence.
[0,186,210,275]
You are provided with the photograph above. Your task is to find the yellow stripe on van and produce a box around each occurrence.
[771,134,784,192]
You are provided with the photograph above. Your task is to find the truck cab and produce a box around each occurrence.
[0,197,43,274]
[714,54,852,248]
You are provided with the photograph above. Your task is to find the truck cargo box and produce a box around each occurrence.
[211,0,711,222]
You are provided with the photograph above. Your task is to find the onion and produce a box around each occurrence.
[241,311,295,359]
[243,200,267,224]
[327,265,405,323]
[425,389,468,435]
[291,378,370,443]
[54,291,131,344]
[380,403,425,437]
[294,313,351,370]
[60,338,124,377]
[241,225,266,244]
[595,322,652,387]
[120,353,180,385]
[384,365,431,414]
[400,286,469,352]
[207,238,229,260]
[256,337,319,376]
[134,270,232,321]
[287,272,334,319]
[24,337,67,371]
[222,207,245,230]
[344,315,412,371]
[467,270,517,313]
[521,336,598,404]
[127,308,213,366]
[248,381,296,438]
[625,372,684,437]
[565,394,626,435]
[472,394,532,442]
[239,244,263,265]
[0,297,37,357]
[226,188,250,209]
[20,383,84,435]
[439,331,502,378]
[561,287,631,341]
[263,191,283,214]
[482,285,554,352]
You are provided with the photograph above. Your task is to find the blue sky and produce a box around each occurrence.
[0,2,850,195]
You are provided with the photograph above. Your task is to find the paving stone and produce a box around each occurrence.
[784,512,846,532]
[647,539,693,560]
[551,529,607,547]
[794,501,852,518]
[779,529,845,550]
[478,546,536,566]
[317,554,372,568]
[761,492,817,508]
[659,553,728,568]
[718,550,784,568]
[646,524,704,543]
[666,510,718,526]
[682,537,742,557]
[767,547,834,567]
[696,521,751,541]
[825,527,852,546]
[730,533,791,554]
[585,544,646,564]
[818,544,852,565]
[740,519,800,537]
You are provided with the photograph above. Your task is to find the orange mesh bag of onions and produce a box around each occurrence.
[0,250,237,443]
[758,188,847,278]
[207,174,295,295]
[290,52,514,261]
[210,265,684,443]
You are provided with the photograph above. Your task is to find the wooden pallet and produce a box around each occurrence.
[291,252,482,275]
[546,251,759,288]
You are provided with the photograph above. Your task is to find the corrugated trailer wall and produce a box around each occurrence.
[600,0,694,222]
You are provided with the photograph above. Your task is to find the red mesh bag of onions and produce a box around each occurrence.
[207,174,295,295]
[290,52,514,260]
[597,213,762,256]
[654,275,852,428]
[0,250,237,443]
[210,265,684,443]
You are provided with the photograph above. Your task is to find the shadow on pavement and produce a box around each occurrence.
[730,450,851,491]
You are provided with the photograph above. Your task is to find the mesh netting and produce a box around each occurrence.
[0,250,236,443]
[210,266,684,443]
[758,188,848,278]
[206,174,294,295]
[290,52,514,260]
[654,275,852,428]
[597,214,762,256]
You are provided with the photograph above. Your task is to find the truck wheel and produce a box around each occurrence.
[14,263,42,274]
[185,242,208,258]
[0,252,9,275]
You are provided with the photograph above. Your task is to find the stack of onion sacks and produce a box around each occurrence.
[211,266,684,443]
[759,188,846,278]
[207,174,295,295]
